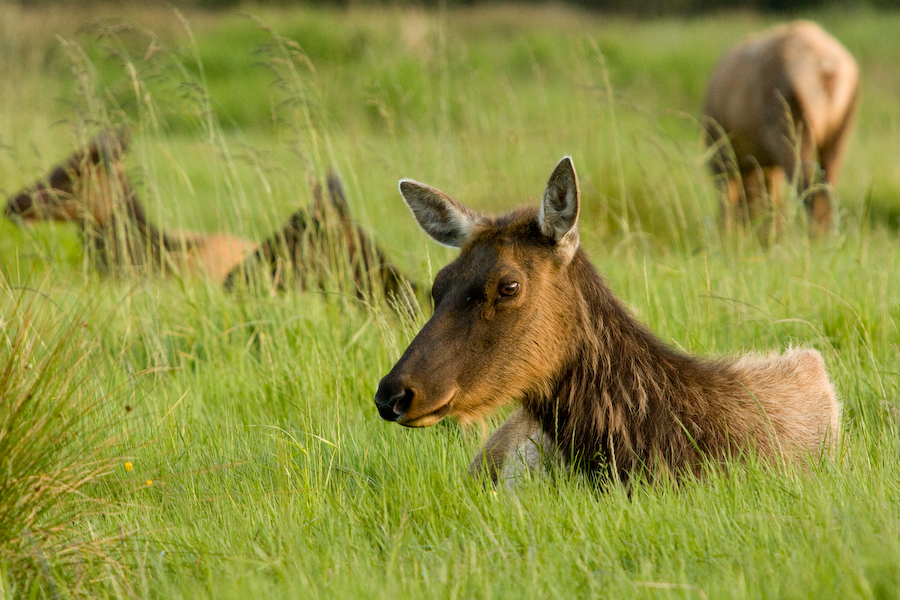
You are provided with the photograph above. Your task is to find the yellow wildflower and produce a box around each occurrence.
[124,461,133,472]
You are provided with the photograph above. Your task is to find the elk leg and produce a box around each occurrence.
[763,167,787,241]
[718,177,746,230]
[808,93,858,236]
[469,408,558,488]
[772,115,833,236]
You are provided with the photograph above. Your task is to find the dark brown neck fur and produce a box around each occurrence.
[520,250,746,484]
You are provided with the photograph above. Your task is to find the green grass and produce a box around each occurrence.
[1,3,900,598]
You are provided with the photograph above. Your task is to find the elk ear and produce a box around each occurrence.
[399,180,479,248]
[539,156,580,261]
[326,169,352,222]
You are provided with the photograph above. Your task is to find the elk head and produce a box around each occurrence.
[5,128,131,226]
[374,157,584,427]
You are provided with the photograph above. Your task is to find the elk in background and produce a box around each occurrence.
[6,128,417,310]
[223,170,418,313]
[703,21,859,238]
[5,128,257,283]
[375,157,841,488]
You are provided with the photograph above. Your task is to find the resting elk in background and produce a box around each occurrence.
[223,170,418,312]
[703,21,859,237]
[6,129,417,309]
[5,128,257,283]
[375,157,841,487]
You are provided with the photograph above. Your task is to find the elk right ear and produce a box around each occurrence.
[399,180,479,248]
[539,156,580,262]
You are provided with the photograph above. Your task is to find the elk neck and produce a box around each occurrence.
[519,249,741,484]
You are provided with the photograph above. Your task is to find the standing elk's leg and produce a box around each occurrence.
[772,105,835,237]
[741,166,767,228]
[765,167,788,240]
[720,177,744,232]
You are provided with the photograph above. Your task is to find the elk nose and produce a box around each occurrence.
[374,378,414,422]
[6,193,31,217]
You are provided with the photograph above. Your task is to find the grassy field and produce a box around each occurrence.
[1,2,900,598]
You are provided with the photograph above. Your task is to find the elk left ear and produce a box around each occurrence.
[399,179,479,248]
[539,156,580,261]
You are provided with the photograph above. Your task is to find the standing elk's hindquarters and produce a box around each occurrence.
[703,21,859,238]
[375,157,841,487]
[5,128,258,283]
[223,170,419,313]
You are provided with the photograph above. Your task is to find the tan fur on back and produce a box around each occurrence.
[727,347,841,461]
[173,232,259,284]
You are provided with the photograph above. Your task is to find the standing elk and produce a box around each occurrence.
[374,157,841,487]
[703,21,859,237]
[6,129,417,309]
[5,128,257,283]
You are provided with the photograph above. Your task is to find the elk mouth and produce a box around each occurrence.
[397,400,454,428]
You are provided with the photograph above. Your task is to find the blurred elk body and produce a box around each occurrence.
[224,172,417,311]
[375,157,841,487]
[5,129,256,282]
[703,21,859,236]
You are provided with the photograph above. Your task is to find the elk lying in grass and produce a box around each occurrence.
[6,130,416,308]
[223,171,417,311]
[374,157,841,487]
[5,128,257,282]
[703,20,859,237]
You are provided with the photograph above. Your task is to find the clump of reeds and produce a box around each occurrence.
[0,279,126,596]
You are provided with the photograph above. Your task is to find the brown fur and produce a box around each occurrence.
[5,128,257,282]
[375,157,841,486]
[703,21,859,237]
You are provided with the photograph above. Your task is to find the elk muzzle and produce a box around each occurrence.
[374,372,455,428]
[6,189,40,220]
[6,187,80,223]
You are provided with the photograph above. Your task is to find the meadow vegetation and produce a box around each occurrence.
[0,2,899,598]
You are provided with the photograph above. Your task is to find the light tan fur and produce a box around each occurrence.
[703,21,859,237]
[175,232,259,283]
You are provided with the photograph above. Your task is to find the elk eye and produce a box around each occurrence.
[499,281,520,297]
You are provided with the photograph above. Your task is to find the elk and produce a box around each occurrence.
[5,128,257,283]
[6,130,417,308]
[703,21,859,237]
[223,170,418,312]
[374,157,841,487]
